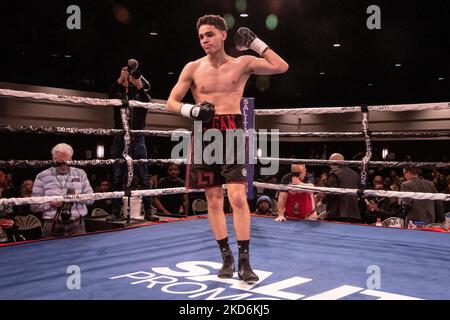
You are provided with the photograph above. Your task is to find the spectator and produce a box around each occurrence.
[154,163,188,215]
[253,195,277,216]
[371,175,384,190]
[101,179,110,192]
[432,169,447,193]
[89,179,113,216]
[391,176,405,191]
[364,180,402,224]
[316,172,328,187]
[9,179,42,241]
[383,177,392,190]
[275,164,317,222]
[107,63,158,222]
[390,170,398,183]
[322,153,361,223]
[20,179,34,197]
[314,172,328,216]
[401,167,445,225]
[0,170,16,217]
[31,143,94,237]
[14,179,35,217]
[0,218,15,243]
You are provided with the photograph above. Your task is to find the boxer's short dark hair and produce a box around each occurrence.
[196,15,227,31]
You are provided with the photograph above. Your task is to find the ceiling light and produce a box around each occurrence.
[149,32,158,36]
[438,77,445,81]
[395,63,401,67]
[240,13,249,17]
[320,72,326,75]
[333,43,341,48]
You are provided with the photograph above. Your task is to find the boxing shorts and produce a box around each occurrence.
[186,114,248,189]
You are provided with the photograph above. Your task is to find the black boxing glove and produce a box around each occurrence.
[234,27,269,56]
[180,101,215,123]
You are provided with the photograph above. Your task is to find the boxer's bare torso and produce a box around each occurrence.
[184,55,253,115]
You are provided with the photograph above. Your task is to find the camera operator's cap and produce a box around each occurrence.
[256,195,272,207]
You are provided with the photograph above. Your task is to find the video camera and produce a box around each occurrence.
[127,58,150,91]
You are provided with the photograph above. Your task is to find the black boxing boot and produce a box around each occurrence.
[237,240,259,284]
[217,237,235,278]
[218,250,235,278]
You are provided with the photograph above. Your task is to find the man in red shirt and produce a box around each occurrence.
[275,164,317,222]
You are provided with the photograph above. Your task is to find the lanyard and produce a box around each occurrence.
[54,167,72,192]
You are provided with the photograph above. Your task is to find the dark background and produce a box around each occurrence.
[1,0,449,107]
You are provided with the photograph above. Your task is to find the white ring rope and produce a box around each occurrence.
[0,187,203,206]
[257,157,450,169]
[253,182,450,202]
[259,131,450,138]
[0,159,188,168]
[2,180,449,207]
[0,125,191,137]
[254,102,450,115]
[0,89,167,111]
[2,157,450,170]
[1,88,449,114]
[4,125,450,139]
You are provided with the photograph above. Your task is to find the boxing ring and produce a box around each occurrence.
[1,88,450,300]
[1,216,450,300]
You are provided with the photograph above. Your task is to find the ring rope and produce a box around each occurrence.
[0,89,167,111]
[3,125,450,139]
[254,182,450,202]
[1,88,449,114]
[254,102,450,115]
[0,187,203,207]
[2,158,450,169]
[2,181,449,207]
[0,159,187,169]
[119,106,134,189]
[260,131,450,138]
[257,157,450,169]
[359,106,372,188]
[0,125,190,137]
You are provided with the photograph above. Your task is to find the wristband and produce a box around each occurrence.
[250,38,269,56]
[180,103,194,118]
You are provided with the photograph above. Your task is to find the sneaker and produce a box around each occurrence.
[144,213,160,222]
[217,250,235,278]
[238,253,259,284]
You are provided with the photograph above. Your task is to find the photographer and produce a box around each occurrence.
[31,143,94,237]
[107,60,159,222]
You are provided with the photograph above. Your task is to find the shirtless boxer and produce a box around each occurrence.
[167,15,288,283]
